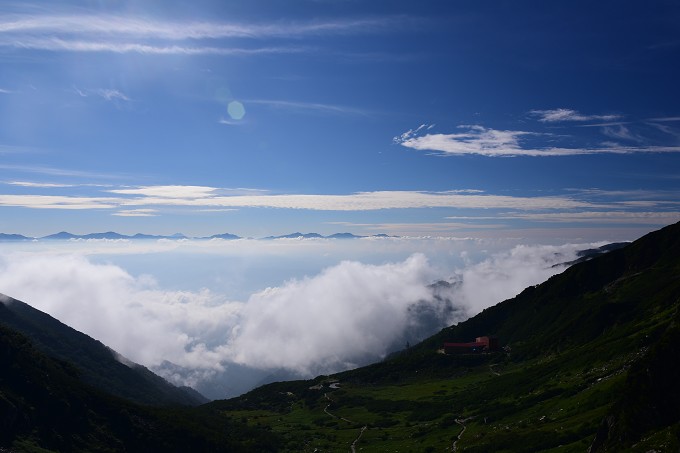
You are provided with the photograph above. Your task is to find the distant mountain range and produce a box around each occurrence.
[0,231,395,241]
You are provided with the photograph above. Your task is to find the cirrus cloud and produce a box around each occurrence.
[394,124,680,157]
[529,108,622,123]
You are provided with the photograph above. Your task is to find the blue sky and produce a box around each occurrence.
[1,0,679,239]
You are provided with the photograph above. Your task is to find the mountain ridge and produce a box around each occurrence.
[0,231,398,241]
[0,295,207,407]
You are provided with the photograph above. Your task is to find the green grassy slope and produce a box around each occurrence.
[211,221,680,452]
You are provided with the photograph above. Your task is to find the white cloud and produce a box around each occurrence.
[2,184,668,214]
[113,209,158,217]
[449,211,680,224]
[0,15,400,40]
[0,239,585,389]
[0,14,404,56]
[74,87,129,101]
[601,125,642,142]
[0,253,241,368]
[218,117,246,126]
[394,125,537,156]
[2,185,677,229]
[118,189,597,211]
[395,124,680,157]
[530,108,621,123]
[0,194,117,209]
[7,181,75,188]
[227,254,441,372]
[109,185,218,198]
[0,163,121,179]
[455,244,579,314]
[8,38,306,56]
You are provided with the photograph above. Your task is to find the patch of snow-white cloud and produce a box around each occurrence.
[227,254,440,372]
[109,185,218,198]
[0,194,118,209]
[112,209,158,217]
[394,124,680,157]
[118,189,598,211]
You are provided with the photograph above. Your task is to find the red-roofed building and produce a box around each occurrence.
[443,336,499,354]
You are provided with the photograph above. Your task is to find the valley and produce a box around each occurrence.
[2,221,680,451]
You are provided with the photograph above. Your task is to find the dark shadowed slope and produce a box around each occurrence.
[0,324,280,452]
[0,295,206,407]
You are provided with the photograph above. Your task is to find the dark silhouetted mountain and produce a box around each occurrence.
[0,295,206,407]
[553,241,630,267]
[132,233,167,239]
[0,233,33,241]
[38,231,192,240]
[264,232,325,239]
[0,323,280,452]
[207,233,241,240]
[41,231,79,240]
[326,232,363,239]
[81,231,129,239]
[14,230,393,241]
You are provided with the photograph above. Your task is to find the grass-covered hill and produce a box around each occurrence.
[212,221,680,452]
[0,295,206,407]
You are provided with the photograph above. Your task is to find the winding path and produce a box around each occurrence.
[452,416,475,452]
[323,389,368,452]
[350,426,368,453]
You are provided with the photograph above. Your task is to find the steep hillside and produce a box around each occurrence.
[213,221,680,452]
[0,323,280,452]
[0,295,206,407]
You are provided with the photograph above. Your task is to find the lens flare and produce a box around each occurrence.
[227,101,245,120]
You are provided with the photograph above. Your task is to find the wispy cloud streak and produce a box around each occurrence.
[0,14,403,55]
[530,108,621,123]
[0,187,598,211]
[245,99,368,116]
[395,124,680,157]
[7,38,306,55]
[0,15,401,40]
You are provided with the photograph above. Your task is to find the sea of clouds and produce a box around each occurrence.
[0,237,600,398]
